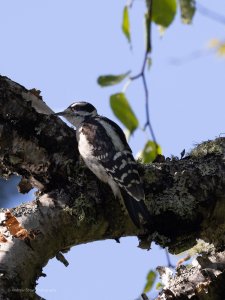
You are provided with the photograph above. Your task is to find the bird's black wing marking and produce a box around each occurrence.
[107,151,145,201]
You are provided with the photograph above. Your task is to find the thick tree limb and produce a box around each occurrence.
[0,76,225,299]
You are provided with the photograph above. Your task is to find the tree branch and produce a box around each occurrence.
[156,249,225,299]
[197,2,225,25]
[1,76,225,299]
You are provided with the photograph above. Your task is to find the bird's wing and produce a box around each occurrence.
[93,117,145,201]
[80,119,149,226]
[104,149,145,201]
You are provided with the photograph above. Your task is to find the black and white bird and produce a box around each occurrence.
[54,101,150,228]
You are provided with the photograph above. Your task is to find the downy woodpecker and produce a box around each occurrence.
[54,102,150,228]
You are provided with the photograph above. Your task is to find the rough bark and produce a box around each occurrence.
[156,247,225,300]
[0,76,225,299]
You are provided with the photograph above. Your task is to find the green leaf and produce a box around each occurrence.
[139,140,162,163]
[152,0,177,27]
[110,93,138,134]
[122,6,131,44]
[179,0,196,24]
[97,71,130,87]
[155,282,163,290]
[143,270,157,293]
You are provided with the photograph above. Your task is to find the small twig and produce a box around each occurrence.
[130,51,148,80]
[122,78,132,93]
[177,254,191,267]
[129,0,158,146]
[169,49,212,65]
[56,251,69,267]
[127,0,134,8]
[141,293,149,300]
[130,53,157,145]
[165,249,174,268]
[142,72,157,144]
[197,2,225,25]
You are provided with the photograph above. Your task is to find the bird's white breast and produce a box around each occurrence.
[77,128,94,159]
[77,128,108,181]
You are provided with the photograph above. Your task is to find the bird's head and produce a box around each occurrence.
[54,101,97,127]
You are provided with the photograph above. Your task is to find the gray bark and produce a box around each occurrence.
[0,75,225,299]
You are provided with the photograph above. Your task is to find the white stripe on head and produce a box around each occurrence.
[69,102,97,114]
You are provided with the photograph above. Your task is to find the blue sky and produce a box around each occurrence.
[0,1,225,299]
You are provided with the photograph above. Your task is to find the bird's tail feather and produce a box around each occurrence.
[121,190,151,228]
